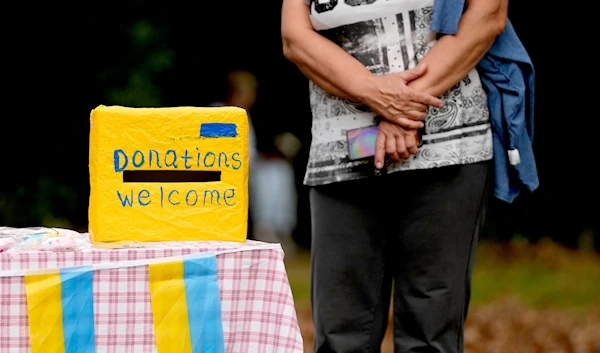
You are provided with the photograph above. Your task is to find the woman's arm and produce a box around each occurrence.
[281,0,444,130]
[373,0,509,169]
[407,0,509,96]
[281,0,366,101]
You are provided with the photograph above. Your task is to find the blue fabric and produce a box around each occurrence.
[60,266,96,353]
[183,253,225,353]
[431,0,539,203]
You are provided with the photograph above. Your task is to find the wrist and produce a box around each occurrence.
[405,76,425,92]
[352,73,377,104]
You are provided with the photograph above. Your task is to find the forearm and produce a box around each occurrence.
[281,0,372,101]
[290,47,362,101]
[408,0,508,97]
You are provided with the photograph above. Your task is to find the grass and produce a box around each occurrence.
[285,238,600,313]
[286,239,600,352]
[284,250,312,303]
[470,239,600,312]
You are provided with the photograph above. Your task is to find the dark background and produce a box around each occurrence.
[1,1,597,250]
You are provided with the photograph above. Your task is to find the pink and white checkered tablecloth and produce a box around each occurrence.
[0,240,303,353]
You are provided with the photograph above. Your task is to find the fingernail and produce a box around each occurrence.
[414,134,419,144]
[376,162,382,169]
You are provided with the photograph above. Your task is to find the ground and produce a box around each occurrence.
[285,239,600,353]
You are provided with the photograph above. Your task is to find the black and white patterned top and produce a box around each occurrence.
[303,0,493,186]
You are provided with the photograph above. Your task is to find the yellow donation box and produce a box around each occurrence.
[89,105,249,242]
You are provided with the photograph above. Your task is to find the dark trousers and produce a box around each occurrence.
[310,162,491,353]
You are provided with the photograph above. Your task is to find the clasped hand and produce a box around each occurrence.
[359,63,443,169]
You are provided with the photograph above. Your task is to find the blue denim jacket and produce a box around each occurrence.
[432,0,539,203]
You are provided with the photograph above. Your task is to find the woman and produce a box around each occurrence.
[282,0,509,352]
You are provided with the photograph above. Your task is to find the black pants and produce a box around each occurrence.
[310,162,490,353]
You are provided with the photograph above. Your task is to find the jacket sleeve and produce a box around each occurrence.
[477,21,539,203]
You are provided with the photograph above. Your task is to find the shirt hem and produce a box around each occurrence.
[303,155,493,187]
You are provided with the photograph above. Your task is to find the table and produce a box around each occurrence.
[0,239,303,353]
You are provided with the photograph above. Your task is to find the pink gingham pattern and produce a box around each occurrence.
[0,240,303,353]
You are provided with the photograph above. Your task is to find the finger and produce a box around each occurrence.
[406,101,429,112]
[404,131,419,155]
[392,116,424,130]
[375,131,386,169]
[382,102,426,121]
[407,88,444,108]
[396,135,409,160]
[406,109,428,121]
[386,133,399,161]
[398,62,428,82]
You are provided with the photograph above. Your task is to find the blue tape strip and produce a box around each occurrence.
[199,123,237,138]
[183,254,225,353]
[60,266,96,353]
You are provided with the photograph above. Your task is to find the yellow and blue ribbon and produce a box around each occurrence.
[149,252,224,353]
[24,266,96,353]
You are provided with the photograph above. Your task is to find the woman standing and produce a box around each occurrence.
[282,0,510,352]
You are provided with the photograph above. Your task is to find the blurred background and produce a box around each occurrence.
[1,1,598,352]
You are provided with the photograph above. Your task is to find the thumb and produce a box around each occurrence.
[398,62,427,83]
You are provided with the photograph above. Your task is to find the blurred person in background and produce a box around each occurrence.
[210,70,301,252]
[210,70,258,165]
[282,0,535,352]
[210,70,258,239]
[250,132,302,255]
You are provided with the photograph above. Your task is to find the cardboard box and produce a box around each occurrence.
[89,105,249,242]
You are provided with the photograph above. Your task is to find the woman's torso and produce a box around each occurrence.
[304,0,493,186]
